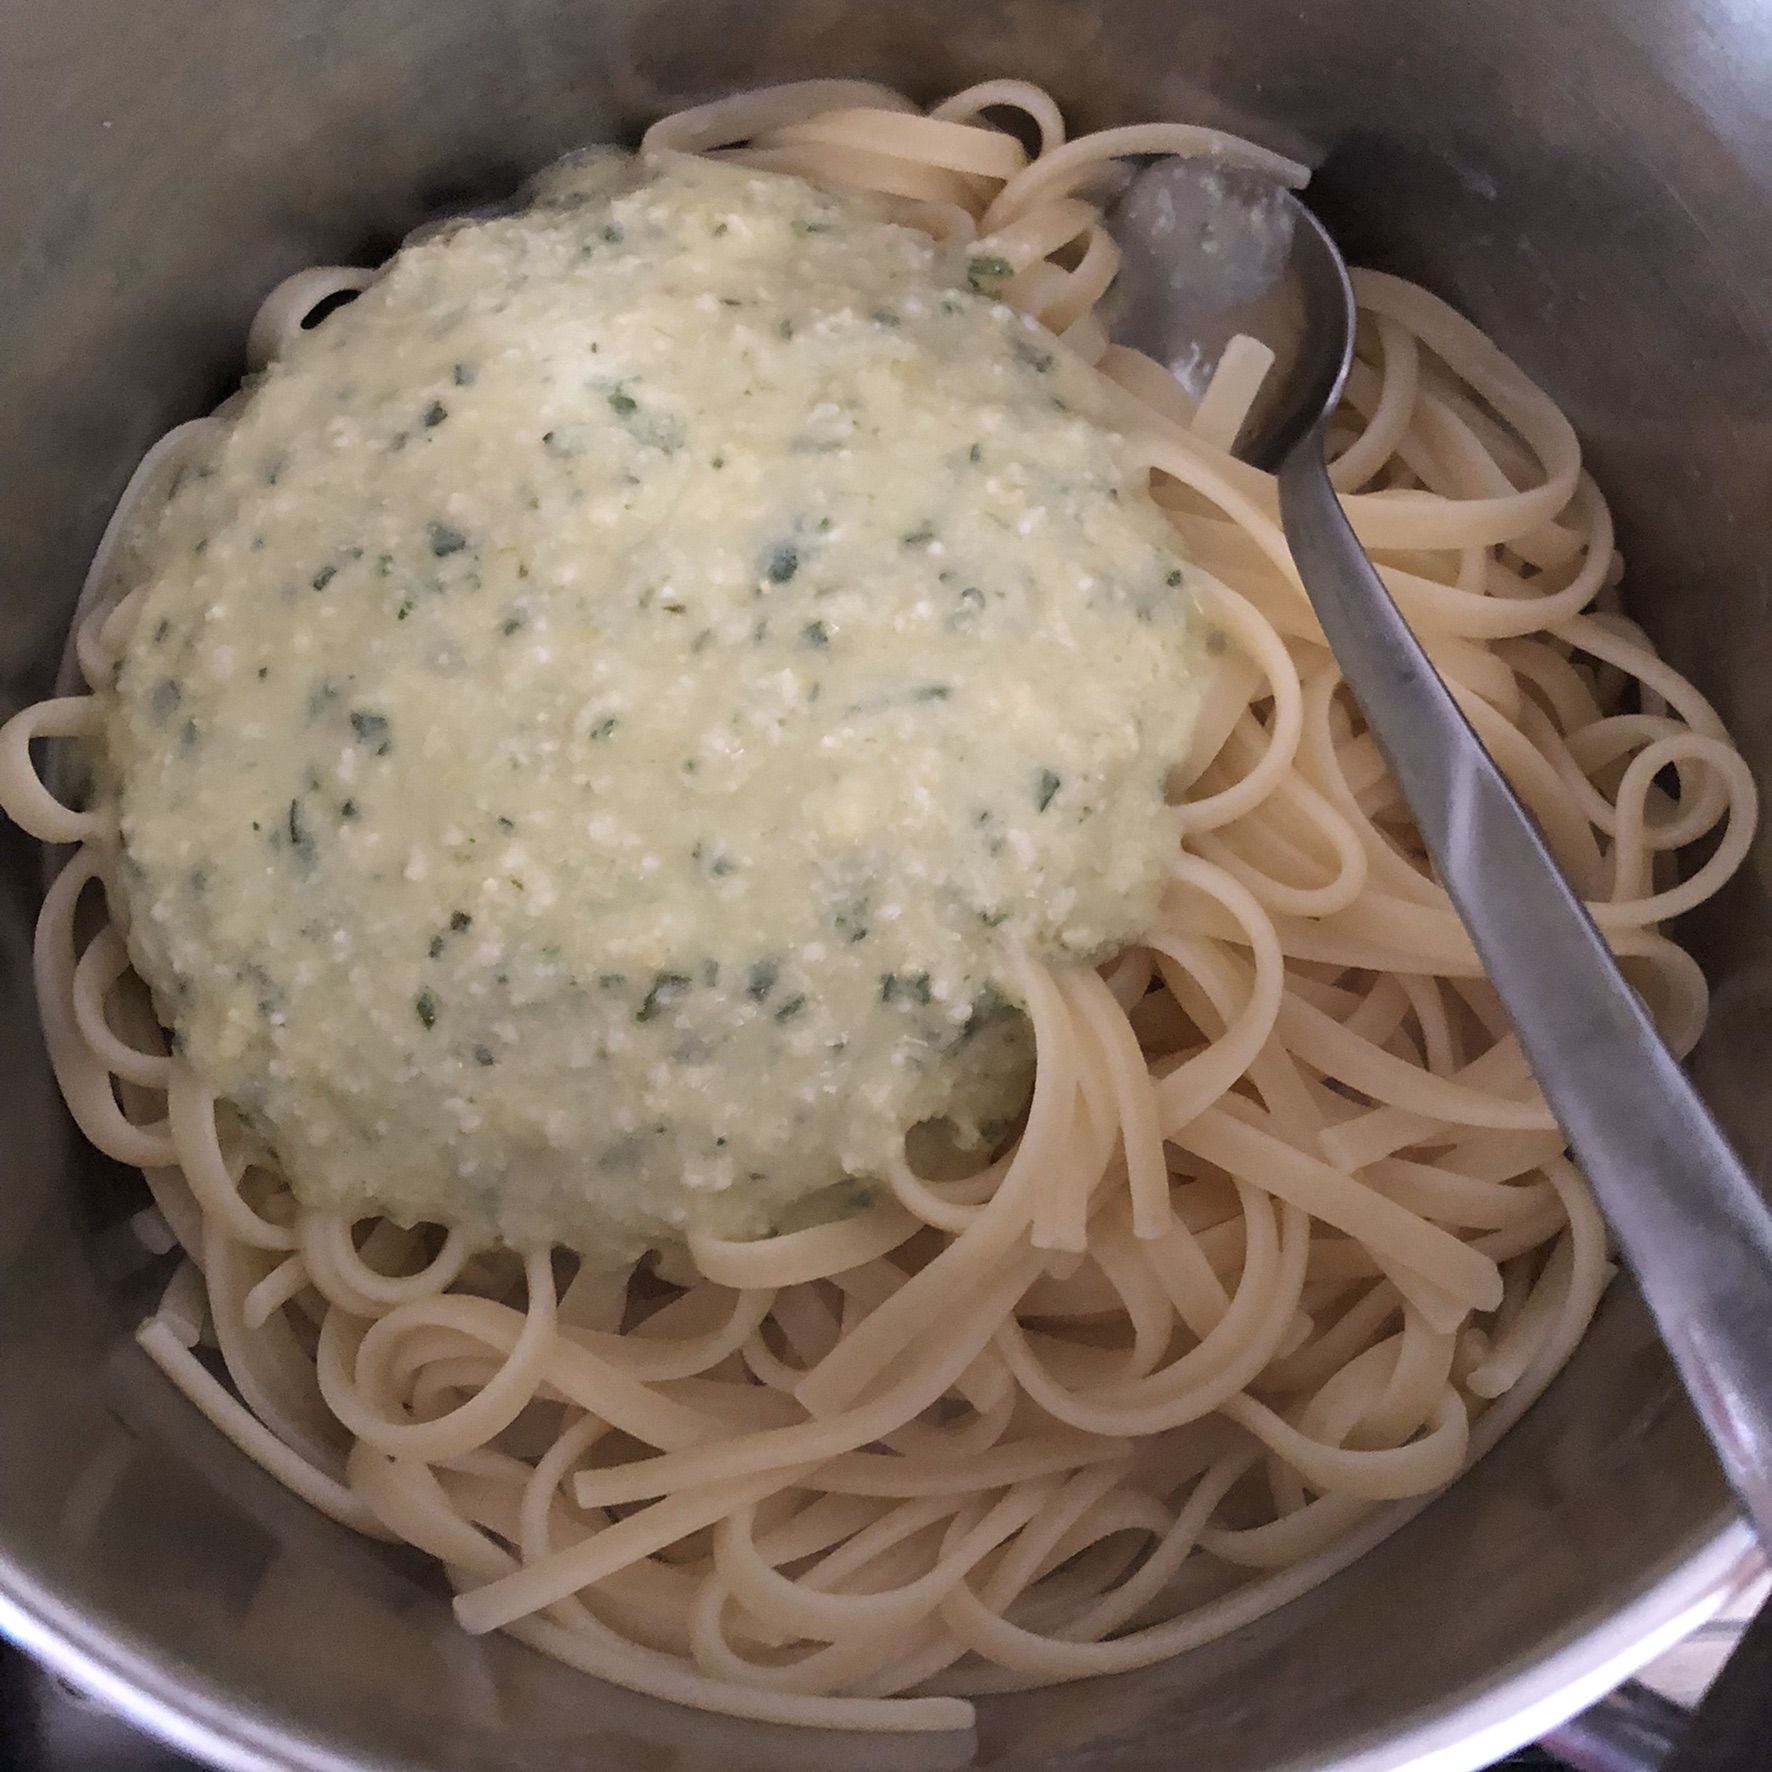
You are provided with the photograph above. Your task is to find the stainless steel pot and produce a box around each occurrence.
[2,3,1768,1768]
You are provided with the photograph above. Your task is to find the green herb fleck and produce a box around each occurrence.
[415,989,438,1030]
[765,542,799,584]
[880,971,932,1005]
[450,910,472,931]
[637,972,693,1023]
[428,521,468,557]
[1034,768,1062,812]
[453,362,477,386]
[310,564,336,592]
[956,984,1016,1046]
[423,401,448,428]
[967,254,1014,293]
[608,386,638,418]
[473,1044,496,1066]
[349,710,392,754]
[745,959,779,1001]
[773,993,807,1023]
[800,620,828,648]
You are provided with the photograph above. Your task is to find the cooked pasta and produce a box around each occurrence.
[0,77,1756,1736]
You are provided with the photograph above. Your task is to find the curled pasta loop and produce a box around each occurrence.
[1149,856,1286,1133]
[973,197,1096,274]
[71,923,171,1088]
[0,696,108,844]
[306,1211,476,1305]
[1191,765,1369,918]
[317,1247,557,1460]
[167,1067,297,1251]
[884,1144,1008,1233]
[1329,316,1419,492]
[981,123,1308,235]
[929,80,1067,156]
[32,852,177,1168]
[1589,738,1756,930]
[202,1217,348,1470]
[713,1483,1051,1643]
[245,266,375,371]
[1166,577,1306,834]
[1341,270,1582,556]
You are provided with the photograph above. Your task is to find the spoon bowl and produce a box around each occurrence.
[1106,158,1352,467]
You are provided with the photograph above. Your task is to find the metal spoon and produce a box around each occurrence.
[1105,157,1772,1546]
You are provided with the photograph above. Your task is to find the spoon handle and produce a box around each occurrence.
[1278,432,1772,1546]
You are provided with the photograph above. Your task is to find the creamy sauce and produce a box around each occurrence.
[102,151,1215,1256]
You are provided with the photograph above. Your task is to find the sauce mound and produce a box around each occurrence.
[103,151,1213,1255]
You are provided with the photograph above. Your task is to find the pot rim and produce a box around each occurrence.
[0,1513,1755,1771]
